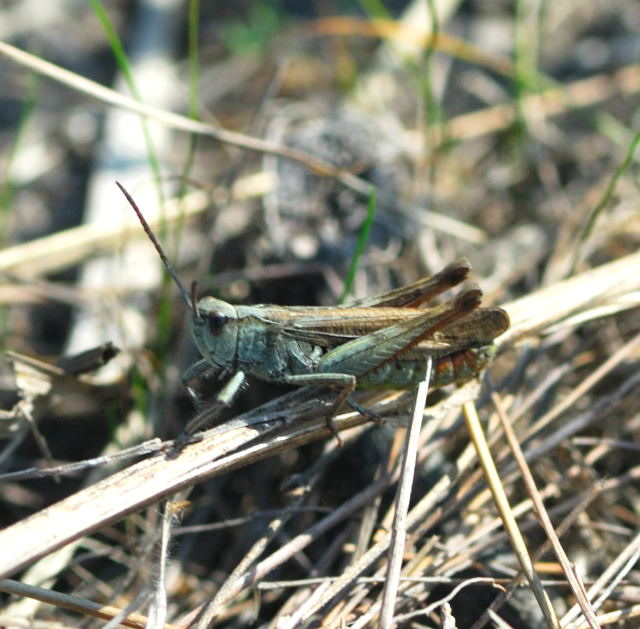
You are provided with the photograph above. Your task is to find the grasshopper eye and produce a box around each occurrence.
[206,310,229,334]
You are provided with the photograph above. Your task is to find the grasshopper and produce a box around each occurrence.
[118,183,509,441]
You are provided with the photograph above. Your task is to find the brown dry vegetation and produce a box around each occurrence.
[1,1,640,628]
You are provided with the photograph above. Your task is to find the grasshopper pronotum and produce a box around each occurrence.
[119,183,509,441]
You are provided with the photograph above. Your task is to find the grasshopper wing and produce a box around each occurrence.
[346,259,470,308]
[318,287,482,377]
[436,307,509,346]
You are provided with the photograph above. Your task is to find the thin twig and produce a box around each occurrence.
[469,485,602,629]
[192,493,306,628]
[492,393,599,629]
[562,531,640,627]
[462,400,559,628]
[379,358,432,629]
[0,578,172,629]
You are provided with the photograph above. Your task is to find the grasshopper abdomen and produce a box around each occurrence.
[355,346,495,391]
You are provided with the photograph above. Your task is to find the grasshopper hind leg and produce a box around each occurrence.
[284,373,383,445]
[323,393,384,447]
[347,396,384,424]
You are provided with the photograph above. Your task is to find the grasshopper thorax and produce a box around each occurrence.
[191,297,239,369]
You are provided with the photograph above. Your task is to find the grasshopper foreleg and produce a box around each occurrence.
[182,368,246,436]
[181,359,213,409]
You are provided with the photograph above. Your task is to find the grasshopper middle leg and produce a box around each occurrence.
[285,373,359,445]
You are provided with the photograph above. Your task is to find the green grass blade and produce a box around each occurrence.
[339,187,378,304]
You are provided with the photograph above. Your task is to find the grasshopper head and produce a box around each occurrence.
[191,297,239,369]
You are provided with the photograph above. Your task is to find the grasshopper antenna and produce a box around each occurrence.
[190,280,199,318]
[116,182,198,317]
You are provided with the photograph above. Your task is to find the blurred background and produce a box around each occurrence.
[1,1,640,626]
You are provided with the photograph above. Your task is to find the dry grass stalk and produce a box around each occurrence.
[0,250,638,626]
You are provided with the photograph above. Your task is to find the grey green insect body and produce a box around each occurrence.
[119,182,509,440]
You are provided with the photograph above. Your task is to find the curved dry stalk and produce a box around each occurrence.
[499,250,640,345]
[0,40,483,243]
[0,578,177,628]
[0,189,209,279]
